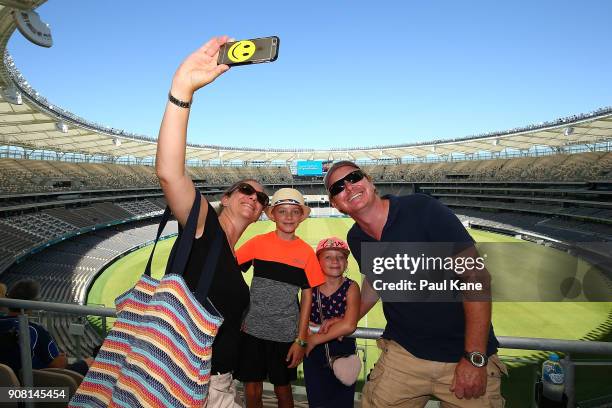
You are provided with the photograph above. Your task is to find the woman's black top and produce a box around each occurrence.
[182,202,250,374]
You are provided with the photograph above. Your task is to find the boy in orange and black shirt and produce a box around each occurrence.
[236,188,324,408]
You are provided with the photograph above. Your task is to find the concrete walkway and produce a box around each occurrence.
[236,382,442,407]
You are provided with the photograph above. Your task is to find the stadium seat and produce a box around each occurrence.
[31,369,79,407]
[0,363,20,387]
[0,364,19,408]
[40,367,84,386]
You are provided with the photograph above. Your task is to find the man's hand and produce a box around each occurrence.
[286,343,305,368]
[450,358,487,399]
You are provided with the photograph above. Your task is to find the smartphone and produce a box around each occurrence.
[217,36,279,67]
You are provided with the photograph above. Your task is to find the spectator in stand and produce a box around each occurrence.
[0,279,93,376]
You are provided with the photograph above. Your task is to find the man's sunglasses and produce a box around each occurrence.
[232,183,270,207]
[328,170,366,197]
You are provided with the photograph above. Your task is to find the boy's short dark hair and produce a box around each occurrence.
[7,279,40,312]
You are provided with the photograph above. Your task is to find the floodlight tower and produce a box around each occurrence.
[0,0,53,47]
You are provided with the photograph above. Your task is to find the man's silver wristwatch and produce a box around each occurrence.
[464,351,488,368]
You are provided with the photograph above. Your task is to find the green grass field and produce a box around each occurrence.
[87,218,612,406]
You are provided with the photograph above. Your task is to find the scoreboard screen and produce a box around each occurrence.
[297,161,323,176]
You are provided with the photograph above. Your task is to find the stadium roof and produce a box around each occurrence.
[0,1,611,163]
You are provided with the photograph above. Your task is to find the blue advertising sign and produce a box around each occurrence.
[297,160,323,176]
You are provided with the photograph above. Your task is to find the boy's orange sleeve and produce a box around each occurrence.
[303,250,326,288]
[235,236,257,272]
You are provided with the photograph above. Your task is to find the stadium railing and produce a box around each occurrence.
[1,297,610,408]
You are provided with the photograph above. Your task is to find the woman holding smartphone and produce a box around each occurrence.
[156,35,268,407]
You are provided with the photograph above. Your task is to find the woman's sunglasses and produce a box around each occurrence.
[232,183,270,207]
[328,170,366,197]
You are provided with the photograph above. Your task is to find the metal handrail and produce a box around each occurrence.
[2,296,611,408]
[2,297,611,355]
[0,298,115,317]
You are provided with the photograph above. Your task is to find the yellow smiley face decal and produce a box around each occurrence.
[227,40,256,63]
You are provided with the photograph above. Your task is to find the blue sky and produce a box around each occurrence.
[8,0,612,149]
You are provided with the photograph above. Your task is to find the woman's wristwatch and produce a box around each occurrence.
[295,338,307,348]
[168,92,191,108]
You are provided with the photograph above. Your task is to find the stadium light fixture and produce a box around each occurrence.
[55,121,68,133]
[564,127,574,137]
[11,8,53,48]
[3,85,22,104]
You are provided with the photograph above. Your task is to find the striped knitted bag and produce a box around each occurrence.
[70,191,223,407]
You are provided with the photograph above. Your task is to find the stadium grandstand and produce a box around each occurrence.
[0,1,611,406]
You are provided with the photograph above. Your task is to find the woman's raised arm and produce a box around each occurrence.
[156,36,230,235]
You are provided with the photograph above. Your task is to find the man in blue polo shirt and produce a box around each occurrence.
[323,161,506,408]
[0,279,92,376]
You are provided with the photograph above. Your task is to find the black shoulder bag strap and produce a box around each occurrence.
[143,189,224,309]
[164,189,224,305]
[143,206,172,277]
[164,189,201,276]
